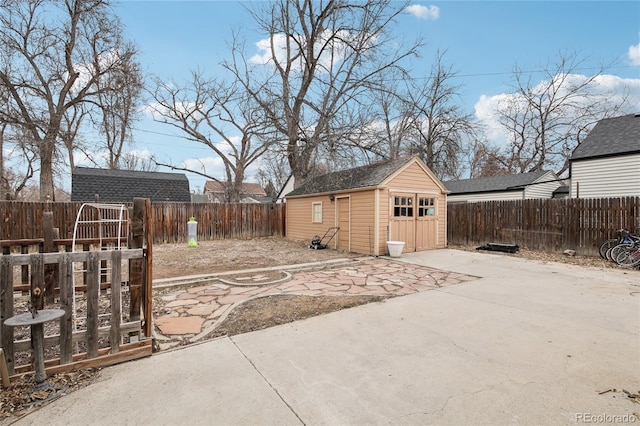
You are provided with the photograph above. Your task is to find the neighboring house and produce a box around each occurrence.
[569,113,640,198]
[190,193,210,203]
[275,175,295,204]
[284,156,449,256]
[203,181,268,203]
[71,167,191,202]
[552,184,570,199]
[443,170,562,203]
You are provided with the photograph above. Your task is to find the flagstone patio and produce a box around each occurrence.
[153,258,478,349]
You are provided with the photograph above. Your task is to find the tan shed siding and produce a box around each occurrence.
[378,188,390,255]
[447,190,524,203]
[285,196,336,244]
[571,154,640,198]
[387,162,441,191]
[348,190,377,255]
[387,161,447,250]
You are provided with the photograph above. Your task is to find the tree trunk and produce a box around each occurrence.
[39,142,55,201]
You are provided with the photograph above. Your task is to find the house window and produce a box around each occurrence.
[393,196,414,217]
[418,197,436,217]
[312,202,323,223]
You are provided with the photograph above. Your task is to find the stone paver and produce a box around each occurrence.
[154,258,478,345]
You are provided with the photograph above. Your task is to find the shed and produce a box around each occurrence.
[569,113,640,198]
[284,156,448,256]
[72,167,191,202]
[443,170,561,203]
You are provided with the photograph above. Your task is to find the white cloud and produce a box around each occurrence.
[250,33,288,66]
[406,4,440,20]
[629,39,640,66]
[69,49,124,93]
[249,29,375,73]
[474,73,640,146]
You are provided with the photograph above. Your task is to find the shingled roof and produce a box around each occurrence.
[570,113,640,161]
[72,167,191,202]
[286,156,417,197]
[443,170,551,195]
[204,181,266,196]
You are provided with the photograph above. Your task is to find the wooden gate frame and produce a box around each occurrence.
[0,198,153,381]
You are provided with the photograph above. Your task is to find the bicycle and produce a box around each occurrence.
[599,229,636,261]
[613,234,640,268]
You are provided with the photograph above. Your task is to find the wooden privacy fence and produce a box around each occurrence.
[447,197,640,256]
[0,201,285,244]
[153,202,286,243]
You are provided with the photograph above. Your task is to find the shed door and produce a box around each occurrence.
[336,196,350,251]
[416,196,437,251]
[389,194,416,252]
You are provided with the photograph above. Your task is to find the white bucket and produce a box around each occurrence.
[386,241,405,258]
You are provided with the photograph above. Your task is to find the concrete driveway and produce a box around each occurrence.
[13,249,640,425]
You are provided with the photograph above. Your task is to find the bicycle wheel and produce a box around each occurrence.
[599,239,618,259]
[610,244,632,265]
[628,248,640,268]
[606,244,623,262]
[615,249,634,266]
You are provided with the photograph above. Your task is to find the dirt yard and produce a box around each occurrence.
[152,237,360,279]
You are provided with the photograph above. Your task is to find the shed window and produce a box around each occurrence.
[312,202,323,223]
[393,196,413,217]
[418,197,436,217]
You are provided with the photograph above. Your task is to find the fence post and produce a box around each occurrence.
[58,253,73,364]
[143,199,153,338]
[86,251,100,358]
[43,211,59,304]
[129,198,146,332]
[0,255,15,375]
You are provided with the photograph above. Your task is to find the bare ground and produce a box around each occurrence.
[152,237,360,279]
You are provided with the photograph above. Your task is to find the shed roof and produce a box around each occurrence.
[286,156,442,197]
[444,170,551,195]
[72,167,191,202]
[570,113,640,161]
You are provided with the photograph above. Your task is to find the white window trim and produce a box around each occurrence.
[312,201,323,223]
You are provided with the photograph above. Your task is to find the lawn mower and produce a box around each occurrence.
[309,227,340,250]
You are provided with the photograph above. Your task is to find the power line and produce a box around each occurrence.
[416,65,637,80]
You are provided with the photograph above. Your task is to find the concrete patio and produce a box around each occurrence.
[12,249,640,425]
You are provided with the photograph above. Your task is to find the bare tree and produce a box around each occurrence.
[256,149,291,199]
[120,152,157,172]
[464,139,507,178]
[343,70,415,162]
[60,102,89,172]
[149,71,276,202]
[0,0,139,200]
[493,51,631,176]
[225,0,421,187]
[404,51,476,180]
[93,52,143,169]
[0,124,37,200]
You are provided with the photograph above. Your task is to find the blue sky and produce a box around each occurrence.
[111,1,640,192]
